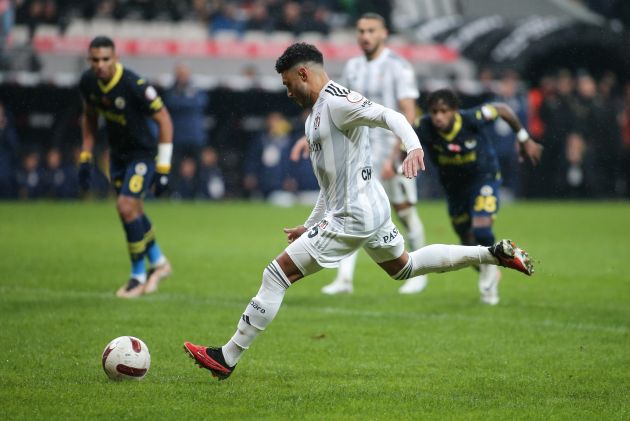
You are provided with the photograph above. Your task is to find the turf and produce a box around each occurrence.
[0,200,628,420]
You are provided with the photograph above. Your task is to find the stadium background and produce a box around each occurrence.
[1,0,630,202]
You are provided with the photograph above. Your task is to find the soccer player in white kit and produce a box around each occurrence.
[321,12,428,295]
[183,43,534,380]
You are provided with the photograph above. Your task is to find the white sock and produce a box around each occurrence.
[397,207,425,250]
[222,260,290,367]
[395,244,496,279]
[335,251,358,284]
[478,263,499,290]
[132,273,147,283]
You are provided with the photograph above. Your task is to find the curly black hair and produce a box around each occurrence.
[426,88,461,109]
[275,43,323,74]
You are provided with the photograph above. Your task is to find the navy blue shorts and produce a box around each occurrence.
[110,159,155,198]
[446,177,501,226]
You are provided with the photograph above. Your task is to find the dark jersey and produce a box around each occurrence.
[79,63,164,160]
[416,105,501,191]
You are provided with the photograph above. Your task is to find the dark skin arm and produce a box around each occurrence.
[491,102,543,165]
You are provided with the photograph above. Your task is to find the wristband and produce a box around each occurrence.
[79,151,93,163]
[516,128,530,143]
[156,143,173,173]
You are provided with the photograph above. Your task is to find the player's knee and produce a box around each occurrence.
[116,196,140,222]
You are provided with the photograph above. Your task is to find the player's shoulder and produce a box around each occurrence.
[417,115,433,133]
[325,83,367,108]
[463,104,497,122]
[79,69,96,87]
[384,49,413,68]
[120,66,146,87]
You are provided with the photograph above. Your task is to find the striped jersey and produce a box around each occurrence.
[340,48,419,173]
[303,81,397,235]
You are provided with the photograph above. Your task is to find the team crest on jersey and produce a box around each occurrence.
[114,97,126,110]
[447,143,462,152]
[346,91,364,103]
[464,139,477,149]
[135,163,148,176]
[318,220,328,230]
[144,86,158,101]
[314,113,320,130]
[480,185,494,196]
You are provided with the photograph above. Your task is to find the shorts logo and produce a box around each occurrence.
[382,227,399,244]
[135,163,148,175]
[114,97,126,109]
[480,185,494,196]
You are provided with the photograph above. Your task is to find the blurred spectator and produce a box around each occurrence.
[17,0,59,40]
[41,147,78,199]
[171,156,198,200]
[275,1,304,35]
[163,62,208,181]
[246,0,274,32]
[0,0,13,69]
[198,146,225,200]
[536,70,578,197]
[488,70,528,199]
[16,150,44,199]
[209,0,246,36]
[0,101,19,198]
[243,111,293,204]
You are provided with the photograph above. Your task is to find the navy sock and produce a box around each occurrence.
[123,217,146,278]
[472,226,495,247]
[141,214,163,266]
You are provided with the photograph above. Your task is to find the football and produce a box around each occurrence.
[101,336,151,380]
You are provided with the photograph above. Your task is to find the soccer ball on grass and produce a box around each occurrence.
[102,336,151,380]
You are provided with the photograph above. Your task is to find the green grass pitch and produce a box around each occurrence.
[0,200,628,420]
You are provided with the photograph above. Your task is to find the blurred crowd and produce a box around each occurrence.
[10,0,393,38]
[2,65,630,202]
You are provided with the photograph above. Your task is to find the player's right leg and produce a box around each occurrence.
[184,237,325,380]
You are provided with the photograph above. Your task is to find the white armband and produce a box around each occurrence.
[516,128,530,143]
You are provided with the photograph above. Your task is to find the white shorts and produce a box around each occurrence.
[285,216,405,276]
[382,175,418,206]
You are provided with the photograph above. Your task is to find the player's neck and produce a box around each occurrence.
[366,45,386,61]
[311,74,331,106]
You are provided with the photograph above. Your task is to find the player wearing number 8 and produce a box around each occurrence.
[78,36,174,298]
[416,88,543,304]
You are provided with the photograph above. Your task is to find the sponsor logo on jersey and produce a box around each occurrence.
[114,97,126,110]
[309,141,322,152]
[361,166,372,181]
[447,143,462,152]
[360,99,373,108]
[135,162,148,175]
[144,86,158,101]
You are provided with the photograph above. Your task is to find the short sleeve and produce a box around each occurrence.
[129,75,164,115]
[329,92,390,132]
[468,104,498,128]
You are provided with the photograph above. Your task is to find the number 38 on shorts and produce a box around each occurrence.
[472,183,499,216]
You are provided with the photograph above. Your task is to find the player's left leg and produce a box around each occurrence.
[384,175,427,294]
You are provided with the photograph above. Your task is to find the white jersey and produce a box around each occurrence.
[341,48,419,173]
[303,81,420,235]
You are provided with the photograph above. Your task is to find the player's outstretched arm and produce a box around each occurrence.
[492,102,543,166]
